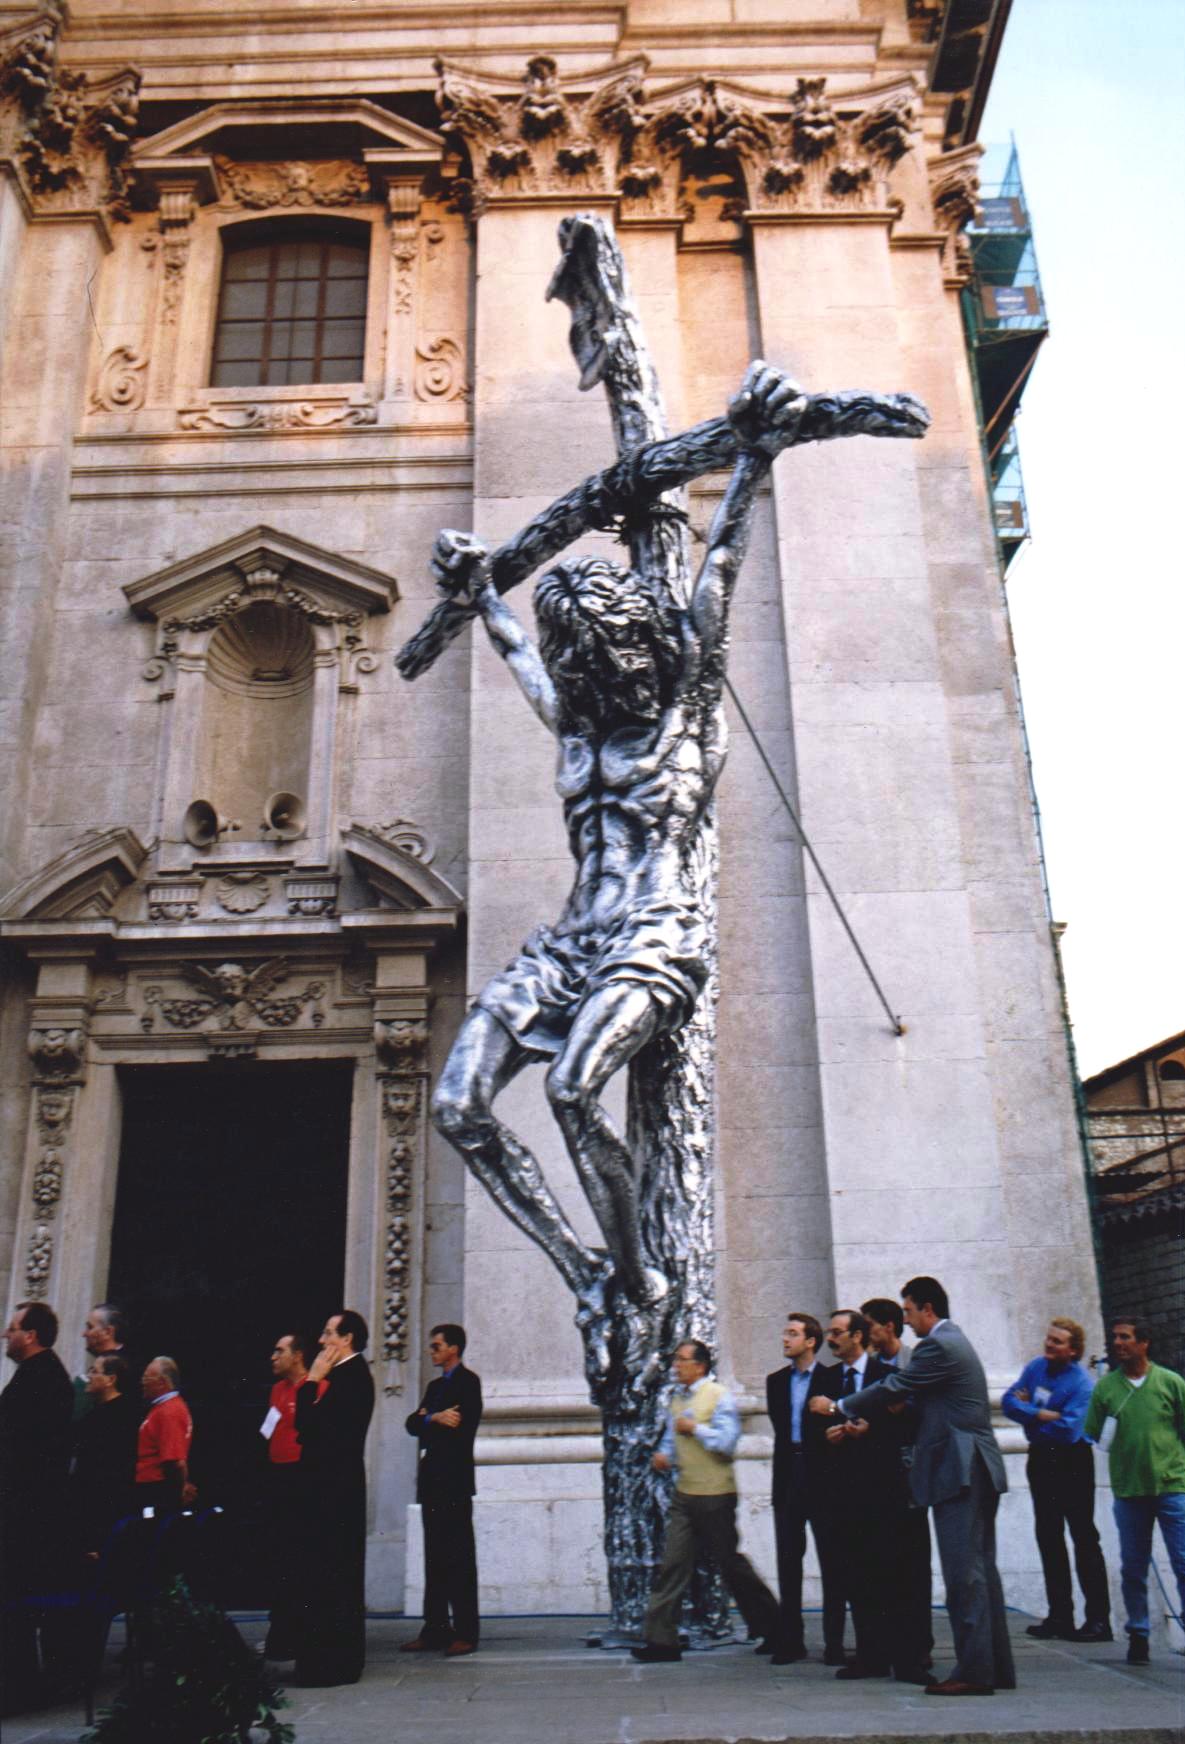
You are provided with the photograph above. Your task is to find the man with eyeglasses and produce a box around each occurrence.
[401,1324,483,1657]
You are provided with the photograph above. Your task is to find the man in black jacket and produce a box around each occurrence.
[1,1301,74,1714]
[293,1309,375,1688]
[765,1312,844,1665]
[812,1310,899,1679]
[402,1323,482,1657]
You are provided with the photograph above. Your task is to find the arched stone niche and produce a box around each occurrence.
[124,524,397,873]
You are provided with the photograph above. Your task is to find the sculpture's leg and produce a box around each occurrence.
[545,983,668,1305]
[432,1009,599,1295]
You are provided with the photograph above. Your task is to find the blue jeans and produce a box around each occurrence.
[1112,1492,1185,1635]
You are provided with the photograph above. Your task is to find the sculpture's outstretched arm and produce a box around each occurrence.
[430,529,559,734]
[397,388,929,680]
[686,363,807,693]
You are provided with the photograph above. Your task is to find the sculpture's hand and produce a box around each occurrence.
[430,529,492,610]
[728,361,809,456]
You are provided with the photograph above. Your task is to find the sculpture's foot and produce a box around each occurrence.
[633,1267,670,1310]
[620,1297,668,1402]
[574,1253,616,1386]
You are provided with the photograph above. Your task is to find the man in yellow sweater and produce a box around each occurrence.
[632,1340,783,1663]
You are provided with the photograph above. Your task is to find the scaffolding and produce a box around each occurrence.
[962,141,1048,569]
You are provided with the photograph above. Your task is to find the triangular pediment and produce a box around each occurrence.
[133,98,444,199]
[123,525,398,624]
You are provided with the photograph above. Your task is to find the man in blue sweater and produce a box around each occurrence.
[1002,1317,1111,1643]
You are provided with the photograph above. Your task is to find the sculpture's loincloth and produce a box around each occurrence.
[477,897,709,1059]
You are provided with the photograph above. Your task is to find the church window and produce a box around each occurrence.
[210,220,369,388]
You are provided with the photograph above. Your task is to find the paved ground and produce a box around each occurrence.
[8,1611,1183,1743]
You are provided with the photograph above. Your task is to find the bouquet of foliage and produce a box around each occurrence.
[83,1577,294,1744]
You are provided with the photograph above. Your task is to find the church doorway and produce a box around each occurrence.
[107,1059,354,1601]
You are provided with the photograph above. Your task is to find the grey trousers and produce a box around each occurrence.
[931,1452,1016,1688]
[644,1490,781,1647]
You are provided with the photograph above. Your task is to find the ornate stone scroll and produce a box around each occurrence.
[375,1018,429,1373]
[214,156,370,209]
[140,960,326,1051]
[176,398,378,433]
[22,1018,87,1298]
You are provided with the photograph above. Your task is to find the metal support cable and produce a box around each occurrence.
[723,676,905,1037]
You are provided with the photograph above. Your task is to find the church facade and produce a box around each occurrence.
[1,0,1100,1612]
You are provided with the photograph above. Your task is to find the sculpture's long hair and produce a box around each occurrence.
[534,556,683,730]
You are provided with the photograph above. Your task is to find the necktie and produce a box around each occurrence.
[842,1366,857,1396]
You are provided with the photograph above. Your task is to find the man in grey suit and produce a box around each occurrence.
[815,1276,1015,1696]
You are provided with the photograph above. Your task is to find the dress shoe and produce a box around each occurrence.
[753,1637,775,1654]
[399,1635,445,1653]
[1025,1617,1075,1641]
[444,1639,477,1658]
[835,1661,890,1680]
[630,1642,682,1663]
[770,1643,808,1666]
[925,1678,994,1696]
[1074,1621,1113,1643]
[1126,1632,1150,1665]
[822,1648,848,1667]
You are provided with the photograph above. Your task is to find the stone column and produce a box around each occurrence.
[748,201,1020,1370]
[0,214,112,895]
[0,41,139,894]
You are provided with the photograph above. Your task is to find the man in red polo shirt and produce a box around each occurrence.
[262,1331,312,1659]
[135,1356,194,1511]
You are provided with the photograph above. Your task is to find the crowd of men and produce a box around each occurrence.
[628,1280,1185,1695]
[0,1300,375,1714]
[2,1280,1183,1716]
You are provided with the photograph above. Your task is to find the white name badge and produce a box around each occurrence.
[259,1405,282,1440]
[1033,1386,1053,1408]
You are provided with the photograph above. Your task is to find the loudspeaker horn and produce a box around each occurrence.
[262,791,306,841]
[183,800,239,849]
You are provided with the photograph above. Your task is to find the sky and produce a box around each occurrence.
[980,0,1185,1078]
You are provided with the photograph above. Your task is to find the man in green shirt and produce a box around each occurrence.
[1084,1318,1185,1664]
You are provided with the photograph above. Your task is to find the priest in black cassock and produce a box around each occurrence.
[294,1309,375,1687]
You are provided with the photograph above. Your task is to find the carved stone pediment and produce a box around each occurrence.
[124,524,396,628]
[343,825,463,914]
[131,97,444,210]
[0,827,147,921]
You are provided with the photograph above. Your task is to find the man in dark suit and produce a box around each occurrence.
[827,1276,1015,1697]
[812,1310,899,1679]
[294,1309,375,1688]
[765,1312,845,1665]
[0,1301,74,1714]
[401,1322,482,1657]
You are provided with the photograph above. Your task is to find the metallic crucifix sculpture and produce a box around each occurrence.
[396,214,928,1637]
